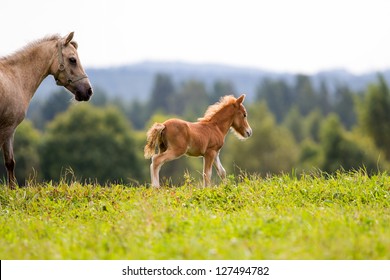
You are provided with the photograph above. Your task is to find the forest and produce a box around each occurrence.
[2,72,390,186]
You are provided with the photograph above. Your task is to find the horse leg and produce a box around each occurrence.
[2,135,17,189]
[150,156,161,187]
[203,151,217,187]
[150,149,183,188]
[213,153,226,180]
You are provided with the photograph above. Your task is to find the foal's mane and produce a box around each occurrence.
[0,34,61,62]
[198,95,237,122]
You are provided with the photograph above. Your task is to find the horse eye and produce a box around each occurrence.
[69,57,77,65]
[243,112,247,118]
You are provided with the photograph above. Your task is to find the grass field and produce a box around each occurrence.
[0,171,389,259]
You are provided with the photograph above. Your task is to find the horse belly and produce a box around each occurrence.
[186,134,208,157]
[0,104,25,128]
[186,145,203,157]
[0,99,26,146]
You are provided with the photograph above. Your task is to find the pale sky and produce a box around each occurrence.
[2,0,390,74]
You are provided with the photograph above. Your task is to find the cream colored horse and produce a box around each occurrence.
[144,94,252,187]
[0,32,92,188]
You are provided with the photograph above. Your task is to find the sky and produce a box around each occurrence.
[1,0,390,74]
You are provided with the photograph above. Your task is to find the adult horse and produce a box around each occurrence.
[144,94,252,187]
[0,32,92,188]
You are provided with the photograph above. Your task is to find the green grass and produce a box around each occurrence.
[1,171,389,259]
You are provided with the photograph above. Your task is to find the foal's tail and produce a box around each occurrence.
[144,123,166,159]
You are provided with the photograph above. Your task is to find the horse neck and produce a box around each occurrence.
[7,40,57,102]
[209,106,235,135]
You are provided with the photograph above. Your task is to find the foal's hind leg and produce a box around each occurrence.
[213,153,226,180]
[150,149,184,188]
[2,135,17,189]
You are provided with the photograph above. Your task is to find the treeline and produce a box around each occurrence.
[2,73,390,185]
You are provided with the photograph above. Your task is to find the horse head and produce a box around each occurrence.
[51,32,93,101]
[231,94,252,139]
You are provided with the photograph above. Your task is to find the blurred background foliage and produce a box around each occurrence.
[2,72,390,185]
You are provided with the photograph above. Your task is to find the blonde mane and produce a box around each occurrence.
[0,34,61,62]
[198,95,237,122]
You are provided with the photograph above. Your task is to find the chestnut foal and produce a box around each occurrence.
[144,94,252,187]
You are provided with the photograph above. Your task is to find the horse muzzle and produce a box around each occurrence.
[74,86,93,101]
[245,128,253,138]
[70,80,93,101]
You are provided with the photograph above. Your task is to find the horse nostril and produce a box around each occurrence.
[247,129,252,137]
[87,87,93,97]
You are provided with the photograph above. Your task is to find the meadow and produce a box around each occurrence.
[0,171,389,260]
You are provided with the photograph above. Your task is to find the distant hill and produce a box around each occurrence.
[35,61,390,102]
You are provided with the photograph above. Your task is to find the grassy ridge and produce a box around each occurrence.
[0,171,389,259]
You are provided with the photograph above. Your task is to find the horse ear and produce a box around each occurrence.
[70,41,78,49]
[236,94,246,104]
[64,32,74,45]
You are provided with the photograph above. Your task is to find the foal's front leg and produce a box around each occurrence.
[203,151,217,186]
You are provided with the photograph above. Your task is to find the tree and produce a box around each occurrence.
[40,104,144,184]
[256,78,292,122]
[319,114,345,172]
[319,114,384,173]
[283,106,305,143]
[127,100,149,130]
[90,87,109,107]
[149,73,175,114]
[294,74,318,116]
[318,81,331,115]
[303,109,323,143]
[333,85,357,129]
[358,75,390,159]
[31,89,72,130]
[297,139,322,173]
[172,80,209,120]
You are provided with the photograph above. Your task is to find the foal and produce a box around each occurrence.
[144,94,252,187]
